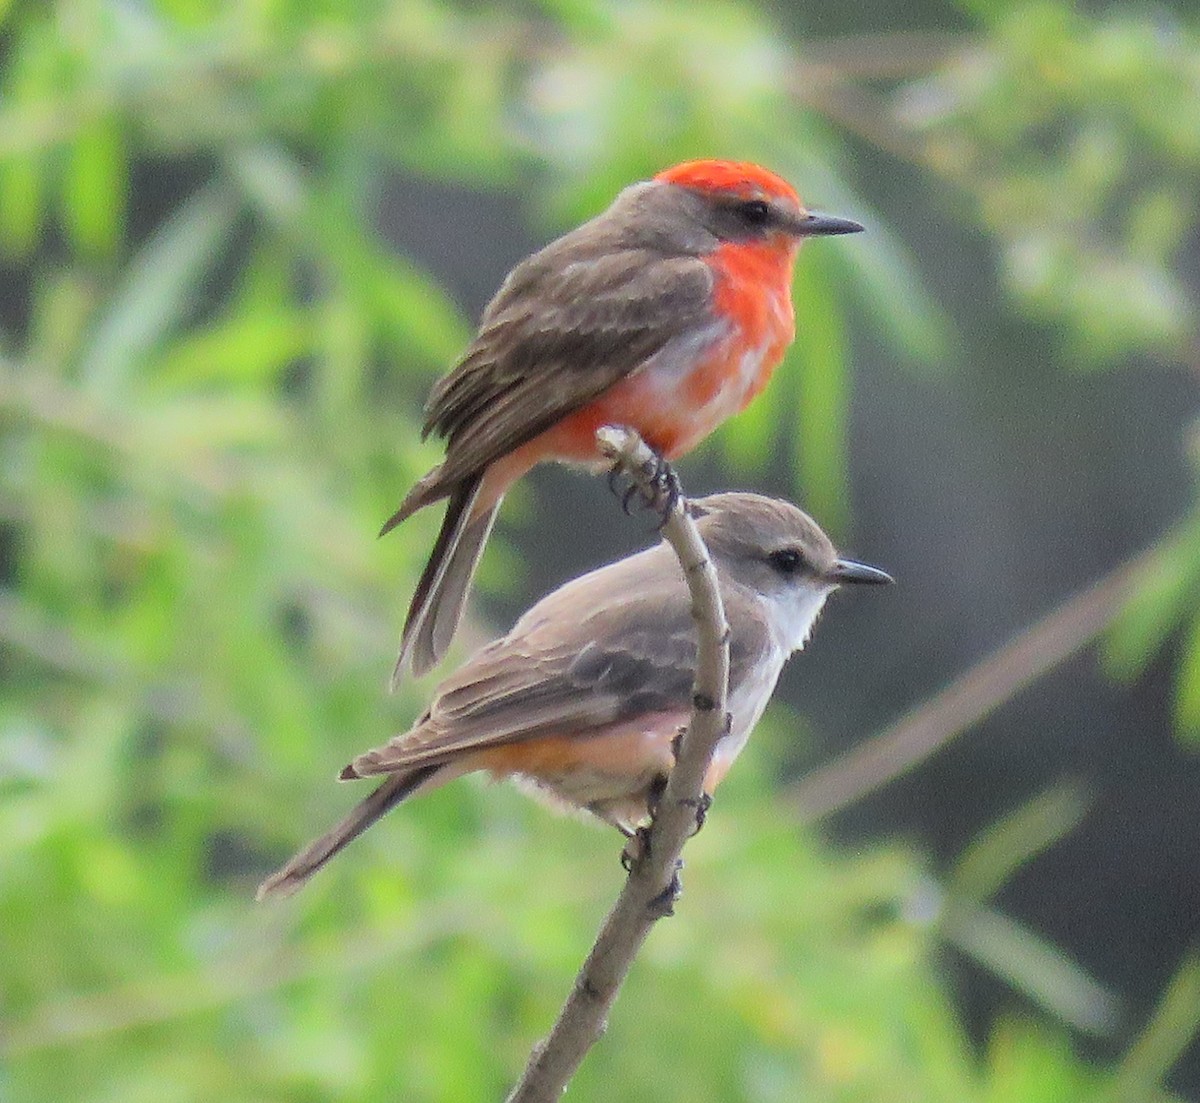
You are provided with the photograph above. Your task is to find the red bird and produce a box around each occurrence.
[385,159,863,681]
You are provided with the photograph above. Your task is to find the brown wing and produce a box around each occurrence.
[422,246,719,486]
[345,548,770,777]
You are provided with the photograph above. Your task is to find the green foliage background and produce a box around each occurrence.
[3,1,1200,1100]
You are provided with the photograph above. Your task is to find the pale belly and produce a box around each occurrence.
[471,648,786,833]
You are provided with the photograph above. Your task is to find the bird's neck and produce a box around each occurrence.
[708,239,798,350]
[769,585,831,655]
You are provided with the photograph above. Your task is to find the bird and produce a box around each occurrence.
[383,159,864,682]
[258,492,891,899]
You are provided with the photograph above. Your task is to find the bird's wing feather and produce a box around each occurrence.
[422,250,718,484]
[346,550,769,777]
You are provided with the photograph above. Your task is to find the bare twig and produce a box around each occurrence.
[505,427,731,1103]
[787,544,1156,820]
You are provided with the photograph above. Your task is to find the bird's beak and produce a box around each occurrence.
[829,558,893,586]
[793,213,864,237]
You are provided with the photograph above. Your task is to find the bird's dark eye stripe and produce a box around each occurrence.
[739,199,771,224]
[767,547,804,574]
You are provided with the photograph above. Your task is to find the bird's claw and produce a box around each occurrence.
[648,456,682,527]
[621,481,641,515]
[680,792,712,837]
[621,825,652,871]
[606,451,679,523]
[607,462,624,498]
[647,860,683,918]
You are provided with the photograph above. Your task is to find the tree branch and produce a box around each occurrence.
[505,426,731,1103]
[786,544,1154,820]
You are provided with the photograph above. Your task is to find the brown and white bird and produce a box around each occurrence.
[259,492,890,899]
[384,160,863,681]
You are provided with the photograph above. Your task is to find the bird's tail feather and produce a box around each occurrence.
[378,466,446,539]
[255,766,440,900]
[393,473,500,686]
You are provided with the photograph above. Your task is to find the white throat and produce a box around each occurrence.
[766,583,832,655]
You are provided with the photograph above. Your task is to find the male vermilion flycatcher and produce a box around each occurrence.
[258,492,890,898]
[384,160,864,681]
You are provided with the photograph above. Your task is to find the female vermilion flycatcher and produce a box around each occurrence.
[258,492,890,898]
[383,160,864,681]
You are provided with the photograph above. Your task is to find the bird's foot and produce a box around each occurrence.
[680,792,712,837]
[641,453,681,526]
[621,825,652,871]
[605,451,680,522]
[647,860,683,918]
[608,462,645,516]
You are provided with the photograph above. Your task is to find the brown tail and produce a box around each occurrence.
[378,466,446,540]
[256,765,441,900]
[392,473,500,686]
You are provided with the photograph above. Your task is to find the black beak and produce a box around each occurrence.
[795,213,864,237]
[829,558,893,586]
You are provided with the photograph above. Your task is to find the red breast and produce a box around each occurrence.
[489,244,797,473]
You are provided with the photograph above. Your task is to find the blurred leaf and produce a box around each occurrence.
[26,274,97,376]
[984,1019,1096,1103]
[1104,514,1200,683]
[945,905,1119,1038]
[62,113,127,259]
[790,248,850,535]
[0,150,45,259]
[1173,609,1200,742]
[0,18,63,258]
[227,144,468,366]
[896,3,1200,364]
[156,310,313,389]
[940,783,1119,1035]
[1097,953,1200,1103]
[946,780,1092,908]
[830,221,954,369]
[78,184,239,397]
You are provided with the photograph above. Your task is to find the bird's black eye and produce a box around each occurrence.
[767,547,805,576]
[738,199,772,226]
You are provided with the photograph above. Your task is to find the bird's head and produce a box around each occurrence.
[653,160,863,249]
[690,491,891,653]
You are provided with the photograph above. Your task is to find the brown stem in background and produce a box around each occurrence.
[788,546,1155,821]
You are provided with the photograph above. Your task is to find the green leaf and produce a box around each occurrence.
[227,144,468,367]
[1104,515,1200,682]
[78,184,239,397]
[790,248,850,535]
[0,19,61,258]
[984,1019,1096,1102]
[0,152,45,259]
[156,310,313,388]
[1172,610,1200,742]
[947,780,1092,907]
[831,224,955,369]
[946,905,1119,1037]
[1097,954,1200,1103]
[61,113,127,258]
